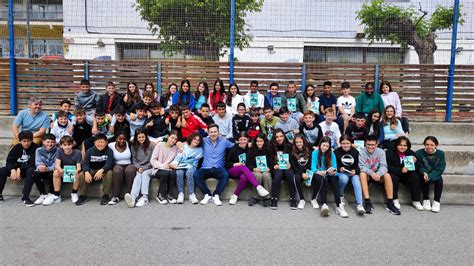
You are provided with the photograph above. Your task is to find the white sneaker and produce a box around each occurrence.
[320,203,330,217]
[356,204,365,215]
[422,199,432,211]
[297,200,305,210]
[431,201,440,213]
[189,193,199,204]
[412,201,423,211]
[43,194,61,206]
[200,194,212,205]
[213,194,222,206]
[34,194,48,205]
[177,193,184,204]
[108,197,120,205]
[70,193,79,203]
[136,197,149,207]
[229,194,238,205]
[256,185,269,197]
[124,193,135,208]
[311,199,319,209]
[393,199,401,209]
[336,204,349,218]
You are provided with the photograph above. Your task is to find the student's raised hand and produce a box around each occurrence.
[85,172,93,183]
[423,173,429,182]
[91,127,98,135]
[94,169,104,180]
[130,113,137,121]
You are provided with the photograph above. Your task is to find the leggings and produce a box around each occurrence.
[421,177,443,203]
[271,169,296,199]
[130,169,153,200]
[311,174,341,206]
[293,173,306,201]
[154,169,177,197]
[176,167,196,195]
[391,171,421,202]
[228,165,259,196]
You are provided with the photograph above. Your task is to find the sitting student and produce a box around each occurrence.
[179,105,208,141]
[71,108,92,150]
[318,81,337,123]
[284,81,307,122]
[304,84,320,116]
[232,103,251,140]
[264,82,287,115]
[140,83,160,103]
[152,130,179,204]
[109,106,131,141]
[194,124,234,206]
[319,107,341,149]
[260,106,279,137]
[44,136,82,205]
[24,133,58,206]
[335,135,365,215]
[381,105,405,150]
[208,79,226,113]
[268,129,296,210]
[165,104,182,134]
[50,111,72,145]
[91,110,111,137]
[129,91,154,114]
[123,82,142,112]
[386,136,423,211]
[243,80,265,111]
[12,97,50,146]
[311,136,347,217]
[160,83,178,111]
[169,132,204,204]
[379,80,409,133]
[246,133,273,207]
[0,131,38,202]
[365,110,384,145]
[345,112,369,142]
[74,79,99,125]
[111,103,147,140]
[76,134,114,205]
[225,132,269,205]
[299,111,322,149]
[145,102,168,143]
[416,136,446,213]
[212,101,233,140]
[359,135,400,215]
[194,81,209,111]
[225,83,245,116]
[172,79,195,110]
[124,129,156,208]
[275,107,300,143]
[337,81,356,134]
[196,103,214,126]
[108,131,136,205]
[97,81,123,118]
[51,99,75,124]
[356,82,385,115]
[247,109,261,141]
[290,134,312,210]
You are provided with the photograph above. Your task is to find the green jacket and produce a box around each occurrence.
[355,92,385,114]
[415,149,446,182]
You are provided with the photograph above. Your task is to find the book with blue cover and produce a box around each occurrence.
[63,165,76,183]
[287,98,297,112]
[285,131,294,141]
[239,153,246,164]
[310,101,320,114]
[256,156,268,171]
[403,156,415,171]
[304,169,314,186]
[250,93,259,107]
[273,97,282,109]
[278,153,290,170]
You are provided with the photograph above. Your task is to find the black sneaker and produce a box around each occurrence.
[0,194,4,201]
[76,196,88,205]
[166,194,177,204]
[270,198,278,210]
[289,198,298,210]
[248,197,258,206]
[363,201,374,214]
[21,198,35,207]
[386,202,401,215]
[262,198,270,207]
[100,195,110,205]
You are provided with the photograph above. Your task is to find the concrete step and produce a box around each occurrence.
[409,122,474,145]
[2,174,472,205]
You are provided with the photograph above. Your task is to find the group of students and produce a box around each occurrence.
[0,78,446,218]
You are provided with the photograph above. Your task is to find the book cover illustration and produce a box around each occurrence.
[287,98,297,112]
[403,156,415,171]
[285,131,294,141]
[304,169,314,186]
[239,153,246,164]
[63,165,76,183]
[354,140,365,152]
[256,156,268,171]
[310,101,320,114]
[278,153,290,170]
[250,93,259,107]
[273,97,282,109]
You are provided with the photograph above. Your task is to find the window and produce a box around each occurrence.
[117,43,185,60]
[31,39,63,57]
[0,38,25,58]
[304,46,404,64]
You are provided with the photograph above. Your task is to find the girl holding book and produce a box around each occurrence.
[311,136,348,217]
[386,136,423,211]
[246,133,273,207]
[225,132,269,205]
[290,134,312,210]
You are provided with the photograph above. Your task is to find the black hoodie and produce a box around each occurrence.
[5,143,39,171]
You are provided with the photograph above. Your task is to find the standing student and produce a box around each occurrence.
[225,83,245,116]
[151,130,179,204]
[359,135,400,215]
[225,132,270,205]
[386,136,423,211]
[337,81,356,134]
[356,82,385,115]
[318,81,337,123]
[123,82,141,112]
[246,133,273,207]
[211,102,233,139]
[379,80,409,133]
[194,81,209,111]
[416,136,446,213]
[209,78,226,113]
[124,129,156,208]
[244,80,265,111]
[319,107,341,149]
[311,136,347,217]
[232,103,251,140]
[284,81,306,122]
[169,133,204,204]
[160,83,178,111]
[173,79,195,110]
[335,135,365,215]
[299,111,322,149]
[290,134,312,210]
[381,105,404,150]
[12,97,51,146]
[194,124,234,206]
[74,79,100,125]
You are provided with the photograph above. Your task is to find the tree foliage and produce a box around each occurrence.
[135,0,264,60]
[356,0,463,63]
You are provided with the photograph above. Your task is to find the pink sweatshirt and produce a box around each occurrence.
[381,92,403,117]
[150,142,178,174]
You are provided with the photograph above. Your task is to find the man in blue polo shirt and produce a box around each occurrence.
[12,97,51,146]
[194,124,234,206]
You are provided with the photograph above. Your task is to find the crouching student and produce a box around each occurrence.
[359,135,400,215]
[124,129,156,208]
[0,131,38,202]
[246,133,273,207]
[76,134,114,206]
[44,136,82,205]
[225,132,269,205]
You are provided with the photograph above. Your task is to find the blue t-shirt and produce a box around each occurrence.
[318,93,337,111]
[201,137,234,169]
[14,109,50,132]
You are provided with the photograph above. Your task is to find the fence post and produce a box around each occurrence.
[301,63,306,93]
[9,0,17,115]
[84,60,89,80]
[157,63,162,95]
[229,0,236,84]
[446,0,460,122]
[374,64,380,95]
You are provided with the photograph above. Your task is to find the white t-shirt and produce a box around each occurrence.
[108,142,132,165]
[319,121,341,148]
[337,95,356,116]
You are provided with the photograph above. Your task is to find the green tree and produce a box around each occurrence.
[135,0,264,61]
[357,0,463,64]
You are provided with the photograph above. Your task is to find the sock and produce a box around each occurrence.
[364,198,371,203]
[387,198,393,204]
[72,189,78,193]
[53,191,60,196]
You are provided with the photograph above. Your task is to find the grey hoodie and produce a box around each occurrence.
[131,142,155,170]
[75,90,100,111]
[275,117,300,134]
[358,147,387,176]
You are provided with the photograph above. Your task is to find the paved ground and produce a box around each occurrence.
[1,197,473,265]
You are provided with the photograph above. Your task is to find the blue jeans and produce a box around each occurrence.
[176,167,196,195]
[194,167,229,196]
[338,173,363,205]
